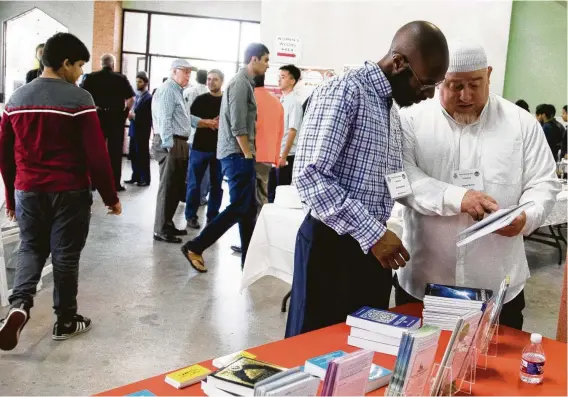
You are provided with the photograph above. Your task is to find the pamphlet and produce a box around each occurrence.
[456,201,534,247]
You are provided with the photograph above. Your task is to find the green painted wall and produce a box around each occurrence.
[503,0,567,114]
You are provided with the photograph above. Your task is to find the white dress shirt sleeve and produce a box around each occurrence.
[520,120,561,235]
[399,112,467,216]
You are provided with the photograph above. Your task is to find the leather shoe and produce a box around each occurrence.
[170,228,188,236]
[137,181,150,187]
[116,185,126,192]
[124,180,138,185]
[230,245,242,254]
[153,233,182,243]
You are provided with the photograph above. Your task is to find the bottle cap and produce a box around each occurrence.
[530,333,542,343]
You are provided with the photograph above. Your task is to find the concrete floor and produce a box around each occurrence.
[0,160,565,395]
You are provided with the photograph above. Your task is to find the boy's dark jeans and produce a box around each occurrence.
[9,189,92,322]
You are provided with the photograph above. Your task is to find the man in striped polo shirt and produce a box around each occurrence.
[0,33,121,351]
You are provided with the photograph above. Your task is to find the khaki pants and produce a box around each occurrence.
[255,162,271,213]
[153,135,189,234]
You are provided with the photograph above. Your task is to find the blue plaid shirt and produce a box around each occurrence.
[293,61,403,253]
[152,78,201,150]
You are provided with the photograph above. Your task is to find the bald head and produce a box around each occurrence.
[379,21,449,107]
[390,21,449,72]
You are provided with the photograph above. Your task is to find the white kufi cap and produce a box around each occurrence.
[447,39,487,73]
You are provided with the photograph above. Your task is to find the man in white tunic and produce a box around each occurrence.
[397,40,560,330]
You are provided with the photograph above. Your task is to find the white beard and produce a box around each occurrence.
[453,112,479,125]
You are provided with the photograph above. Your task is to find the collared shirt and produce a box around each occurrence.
[280,91,303,156]
[254,87,284,164]
[217,68,257,159]
[184,83,209,144]
[152,78,200,150]
[397,93,560,303]
[293,61,403,253]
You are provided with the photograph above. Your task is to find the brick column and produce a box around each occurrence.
[92,0,123,71]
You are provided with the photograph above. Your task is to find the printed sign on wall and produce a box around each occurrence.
[274,36,302,64]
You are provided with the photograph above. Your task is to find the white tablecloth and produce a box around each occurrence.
[241,188,404,292]
[542,189,568,227]
[241,186,567,292]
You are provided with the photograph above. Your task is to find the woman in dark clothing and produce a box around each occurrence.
[25,43,45,83]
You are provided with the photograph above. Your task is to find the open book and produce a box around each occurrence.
[456,201,534,247]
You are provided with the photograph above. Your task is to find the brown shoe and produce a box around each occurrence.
[181,246,207,273]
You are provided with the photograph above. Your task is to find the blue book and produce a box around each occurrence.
[366,364,393,393]
[425,283,493,303]
[125,390,156,396]
[346,307,421,337]
[304,350,347,378]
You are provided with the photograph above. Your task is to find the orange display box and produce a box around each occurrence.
[97,304,567,396]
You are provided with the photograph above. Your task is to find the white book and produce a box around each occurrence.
[265,376,320,396]
[456,201,534,247]
[347,336,400,356]
[201,381,237,396]
[350,327,402,346]
[212,350,256,369]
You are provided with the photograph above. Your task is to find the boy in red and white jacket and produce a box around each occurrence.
[0,32,121,350]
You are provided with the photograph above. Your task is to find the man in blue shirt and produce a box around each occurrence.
[152,59,218,243]
[125,71,153,186]
[285,21,449,337]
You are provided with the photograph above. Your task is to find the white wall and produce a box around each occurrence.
[0,1,95,96]
[123,0,261,21]
[261,0,513,96]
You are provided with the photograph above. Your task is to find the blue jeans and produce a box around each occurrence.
[9,189,92,322]
[182,154,257,267]
[200,167,211,204]
[185,149,223,221]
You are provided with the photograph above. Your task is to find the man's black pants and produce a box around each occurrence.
[99,110,126,189]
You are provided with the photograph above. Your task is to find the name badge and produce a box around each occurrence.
[453,169,484,191]
[385,171,413,199]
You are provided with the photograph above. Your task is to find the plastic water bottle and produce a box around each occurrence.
[520,333,545,384]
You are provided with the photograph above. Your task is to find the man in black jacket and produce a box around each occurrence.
[81,54,135,191]
[125,71,153,186]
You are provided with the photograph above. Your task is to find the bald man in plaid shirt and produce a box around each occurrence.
[285,21,450,337]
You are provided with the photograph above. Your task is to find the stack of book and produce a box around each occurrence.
[346,306,421,355]
[164,364,212,389]
[321,350,374,396]
[253,367,320,396]
[423,283,493,330]
[202,356,284,396]
[304,350,392,393]
[385,325,441,396]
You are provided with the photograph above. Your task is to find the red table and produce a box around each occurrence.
[97,304,567,396]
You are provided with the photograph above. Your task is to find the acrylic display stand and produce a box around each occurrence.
[384,347,477,397]
[476,318,500,370]
[429,347,477,396]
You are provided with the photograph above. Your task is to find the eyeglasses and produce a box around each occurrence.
[407,61,444,92]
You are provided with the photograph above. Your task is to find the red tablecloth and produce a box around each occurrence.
[97,304,567,396]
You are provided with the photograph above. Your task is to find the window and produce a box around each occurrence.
[150,15,239,62]
[3,8,68,102]
[122,54,147,87]
[123,12,148,53]
[121,11,260,92]
[239,22,261,63]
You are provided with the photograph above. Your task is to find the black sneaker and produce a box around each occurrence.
[52,314,92,341]
[187,217,201,229]
[0,306,28,351]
